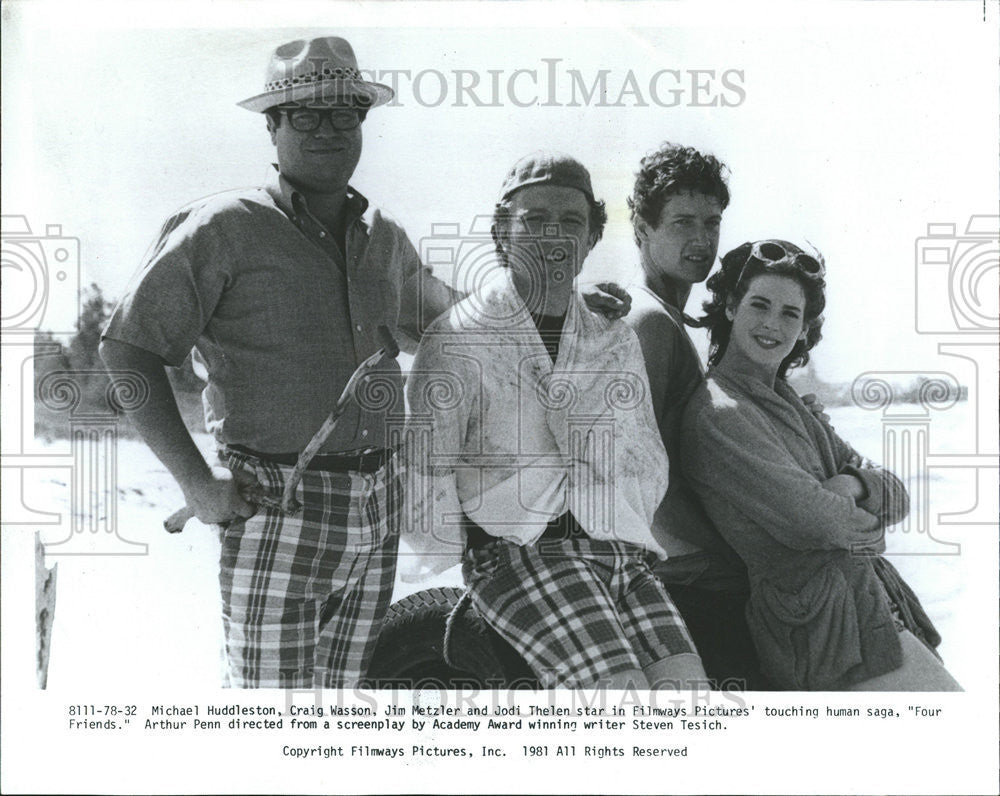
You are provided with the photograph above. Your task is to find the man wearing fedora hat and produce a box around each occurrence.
[99,36,460,688]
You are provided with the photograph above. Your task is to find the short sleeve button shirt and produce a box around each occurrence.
[104,167,424,453]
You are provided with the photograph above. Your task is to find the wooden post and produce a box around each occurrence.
[34,532,58,689]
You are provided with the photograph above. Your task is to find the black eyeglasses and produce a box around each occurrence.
[743,240,825,277]
[280,106,363,132]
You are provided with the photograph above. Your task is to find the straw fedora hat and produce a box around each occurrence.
[238,36,394,112]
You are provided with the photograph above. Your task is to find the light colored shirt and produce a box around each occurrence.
[400,269,669,581]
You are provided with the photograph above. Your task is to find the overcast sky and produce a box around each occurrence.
[3,0,997,383]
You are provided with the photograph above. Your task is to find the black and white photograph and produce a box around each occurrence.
[2,1,998,793]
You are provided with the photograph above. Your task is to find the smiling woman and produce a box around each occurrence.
[679,240,962,691]
[700,240,827,383]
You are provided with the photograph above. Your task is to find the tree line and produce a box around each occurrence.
[34,284,203,439]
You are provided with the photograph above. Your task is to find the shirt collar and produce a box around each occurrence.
[263,164,370,224]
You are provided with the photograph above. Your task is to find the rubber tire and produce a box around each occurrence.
[364,587,538,689]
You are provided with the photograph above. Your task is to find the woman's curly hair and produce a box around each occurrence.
[694,240,827,379]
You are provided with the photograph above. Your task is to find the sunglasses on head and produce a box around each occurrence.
[743,240,825,277]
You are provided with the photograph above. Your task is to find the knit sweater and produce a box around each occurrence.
[680,363,910,689]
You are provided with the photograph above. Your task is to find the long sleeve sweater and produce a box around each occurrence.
[681,363,910,689]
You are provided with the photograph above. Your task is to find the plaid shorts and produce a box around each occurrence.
[463,536,695,688]
[218,450,400,689]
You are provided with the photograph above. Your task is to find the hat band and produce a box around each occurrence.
[264,66,363,92]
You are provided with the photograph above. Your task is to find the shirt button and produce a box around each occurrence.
[361,429,369,437]
[355,324,362,332]
[319,230,327,238]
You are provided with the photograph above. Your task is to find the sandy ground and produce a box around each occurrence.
[7,402,996,693]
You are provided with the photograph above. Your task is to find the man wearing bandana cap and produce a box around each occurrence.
[402,151,706,689]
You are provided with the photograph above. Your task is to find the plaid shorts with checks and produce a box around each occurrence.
[219,450,400,689]
[463,535,696,688]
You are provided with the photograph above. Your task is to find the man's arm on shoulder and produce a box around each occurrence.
[99,338,252,524]
[580,282,632,319]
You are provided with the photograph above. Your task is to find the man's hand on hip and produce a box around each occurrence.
[99,337,257,527]
[183,467,257,526]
